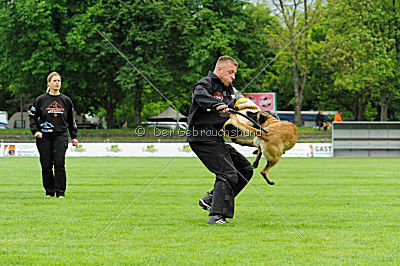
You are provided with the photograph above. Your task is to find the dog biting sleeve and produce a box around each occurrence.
[234,98,260,111]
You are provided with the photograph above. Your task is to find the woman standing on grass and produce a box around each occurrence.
[29,72,78,198]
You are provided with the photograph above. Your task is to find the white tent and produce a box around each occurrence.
[148,107,186,122]
[144,107,187,129]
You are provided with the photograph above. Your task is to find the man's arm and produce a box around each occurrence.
[193,81,225,111]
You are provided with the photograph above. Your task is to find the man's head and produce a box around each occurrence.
[213,56,238,86]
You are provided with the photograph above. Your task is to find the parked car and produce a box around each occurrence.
[142,121,188,130]
[0,111,8,129]
[0,121,8,129]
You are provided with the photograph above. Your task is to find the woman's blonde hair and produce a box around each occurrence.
[46,72,61,93]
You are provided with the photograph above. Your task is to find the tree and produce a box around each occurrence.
[266,0,322,125]
[0,0,65,102]
[185,1,275,96]
[317,0,400,120]
[0,0,98,117]
[67,0,196,127]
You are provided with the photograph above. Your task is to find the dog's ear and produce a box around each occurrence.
[258,111,268,125]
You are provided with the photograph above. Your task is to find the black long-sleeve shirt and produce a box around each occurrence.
[187,72,244,142]
[29,93,78,139]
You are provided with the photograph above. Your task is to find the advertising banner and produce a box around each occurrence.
[0,143,39,157]
[281,143,332,158]
[243,93,277,112]
[65,143,196,157]
[0,142,332,158]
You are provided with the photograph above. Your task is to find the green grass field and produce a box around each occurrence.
[0,157,399,264]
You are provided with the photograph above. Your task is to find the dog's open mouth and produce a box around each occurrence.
[246,111,259,128]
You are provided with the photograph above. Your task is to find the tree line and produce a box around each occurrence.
[1,0,399,128]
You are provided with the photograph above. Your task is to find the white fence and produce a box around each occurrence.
[333,122,400,157]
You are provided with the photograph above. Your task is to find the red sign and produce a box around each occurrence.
[243,93,276,111]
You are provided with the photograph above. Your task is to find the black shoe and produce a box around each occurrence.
[199,192,212,212]
[207,215,230,224]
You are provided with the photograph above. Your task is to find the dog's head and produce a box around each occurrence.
[246,111,277,128]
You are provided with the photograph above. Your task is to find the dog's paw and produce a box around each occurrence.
[252,163,258,169]
[267,180,275,185]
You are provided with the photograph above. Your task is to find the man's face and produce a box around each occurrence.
[215,63,237,86]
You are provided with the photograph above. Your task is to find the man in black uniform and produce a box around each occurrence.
[187,56,254,224]
[29,72,78,198]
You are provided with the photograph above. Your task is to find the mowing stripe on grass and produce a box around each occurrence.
[224,157,306,239]
[96,158,176,238]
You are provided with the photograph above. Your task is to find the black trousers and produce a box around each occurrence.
[36,133,68,196]
[189,140,253,218]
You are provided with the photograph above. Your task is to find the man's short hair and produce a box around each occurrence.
[215,56,238,68]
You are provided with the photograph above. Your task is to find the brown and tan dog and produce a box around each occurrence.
[231,111,298,185]
[322,121,332,130]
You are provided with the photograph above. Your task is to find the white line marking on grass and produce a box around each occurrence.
[96,158,176,238]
